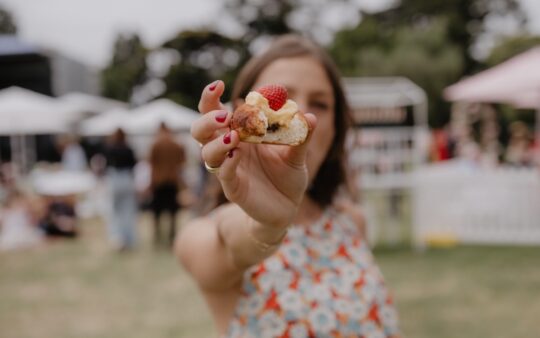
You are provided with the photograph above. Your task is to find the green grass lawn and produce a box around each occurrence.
[1,214,539,338]
[378,245,540,338]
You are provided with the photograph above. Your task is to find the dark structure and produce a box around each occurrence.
[0,35,58,162]
[0,35,52,94]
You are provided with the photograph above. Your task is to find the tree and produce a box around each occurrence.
[223,0,361,47]
[101,33,148,102]
[330,16,464,127]
[331,0,528,127]
[153,1,297,109]
[373,0,526,73]
[160,30,249,109]
[0,7,17,34]
[224,0,294,43]
[486,35,540,67]
[159,0,360,110]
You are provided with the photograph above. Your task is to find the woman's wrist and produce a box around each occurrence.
[246,217,289,253]
[213,203,292,263]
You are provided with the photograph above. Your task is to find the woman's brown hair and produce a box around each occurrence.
[230,34,352,207]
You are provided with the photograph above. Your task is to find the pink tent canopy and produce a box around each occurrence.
[444,46,540,109]
[445,46,540,151]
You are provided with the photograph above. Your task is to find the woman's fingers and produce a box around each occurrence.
[191,109,231,144]
[195,79,242,200]
[219,147,242,201]
[198,80,226,114]
[201,130,240,169]
[284,113,317,168]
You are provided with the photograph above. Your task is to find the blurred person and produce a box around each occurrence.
[39,195,78,239]
[478,105,501,167]
[431,128,451,162]
[457,140,482,169]
[104,128,138,251]
[58,134,87,171]
[505,121,533,167]
[176,35,400,337]
[0,167,8,204]
[133,159,152,208]
[0,189,44,251]
[89,151,107,177]
[148,122,186,247]
[0,162,17,193]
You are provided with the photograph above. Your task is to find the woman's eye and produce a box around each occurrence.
[310,101,330,110]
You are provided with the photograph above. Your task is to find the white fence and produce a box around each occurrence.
[413,162,540,248]
[348,127,429,190]
[347,127,428,246]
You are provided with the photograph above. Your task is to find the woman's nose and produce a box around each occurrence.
[294,98,308,114]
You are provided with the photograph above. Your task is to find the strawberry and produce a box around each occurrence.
[256,84,288,111]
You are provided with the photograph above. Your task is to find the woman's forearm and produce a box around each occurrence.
[214,203,290,269]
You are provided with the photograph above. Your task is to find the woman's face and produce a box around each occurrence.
[253,56,336,181]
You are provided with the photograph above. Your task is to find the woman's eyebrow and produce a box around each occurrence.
[309,90,333,99]
[287,87,332,97]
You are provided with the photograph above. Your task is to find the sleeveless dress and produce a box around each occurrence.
[224,208,401,338]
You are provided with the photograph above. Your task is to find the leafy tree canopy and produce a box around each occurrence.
[486,35,540,67]
[101,33,148,102]
[374,0,526,72]
[160,30,249,109]
[331,16,464,127]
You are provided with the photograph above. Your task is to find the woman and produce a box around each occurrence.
[177,35,401,337]
[104,128,138,251]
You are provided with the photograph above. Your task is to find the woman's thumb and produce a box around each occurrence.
[284,113,317,168]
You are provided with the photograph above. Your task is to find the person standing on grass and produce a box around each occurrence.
[149,122,186,247]
[59,135,87,171]
[176,35,401,337]
[104,128,138,251]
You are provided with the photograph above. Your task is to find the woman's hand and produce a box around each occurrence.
[192,80,317,229]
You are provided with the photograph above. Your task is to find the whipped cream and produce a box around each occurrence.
[245,91,298,126]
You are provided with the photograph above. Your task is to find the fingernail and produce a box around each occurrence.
[223,132,231,145]
[228,149,234,158]
[215,111,227,123]
[209,80,219,91]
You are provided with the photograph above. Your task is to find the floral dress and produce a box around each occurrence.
[224,208,401,338]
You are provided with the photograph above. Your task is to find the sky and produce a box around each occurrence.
[1,0,540,69]
[0,0,223,68]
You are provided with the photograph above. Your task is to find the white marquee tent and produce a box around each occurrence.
[125,98,198,135]
[0,87,79,170]
[79,98,198,136]
[0,86,75,135]
[78,108,131,136]
[59,92,128,117]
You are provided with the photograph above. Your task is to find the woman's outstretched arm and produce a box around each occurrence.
[175,80,316,291]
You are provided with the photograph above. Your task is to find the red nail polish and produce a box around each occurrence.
[209,81,218,91]
[223,132,231,144]
[215,111,227,123]
[228,149,234,158]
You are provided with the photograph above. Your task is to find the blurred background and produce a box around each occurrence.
[1,0,539,337]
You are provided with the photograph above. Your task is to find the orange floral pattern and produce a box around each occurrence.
[224,209,401,338]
